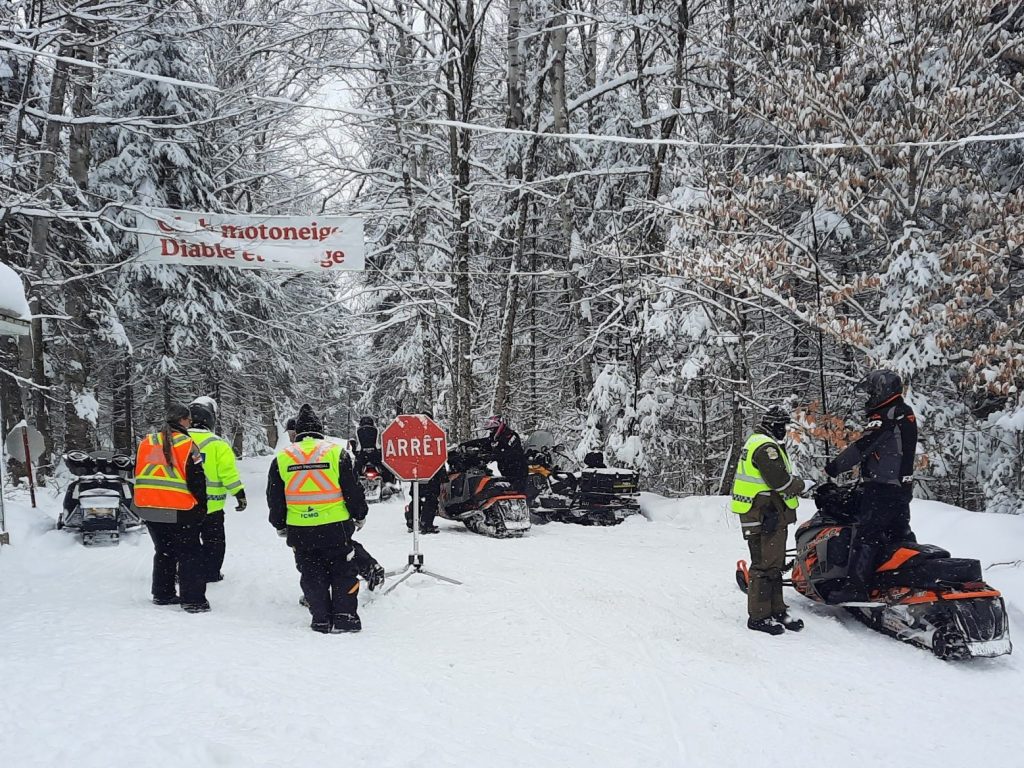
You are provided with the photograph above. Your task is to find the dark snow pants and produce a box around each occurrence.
[293,546,360,624]
[147,520,206,604]
[741,499,795,621]
[845,484,914,591]
[200,511,226,581]
[405,487,439,531]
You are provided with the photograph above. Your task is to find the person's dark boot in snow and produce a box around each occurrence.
[182,599,211,613]
[420,525,440,534]
[331,612,362,633]
[774,611,804,632]
[747,617,785,635]
[153,595,180,606]
[311,620,331,633]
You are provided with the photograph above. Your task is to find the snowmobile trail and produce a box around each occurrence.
[1,461,1023,767]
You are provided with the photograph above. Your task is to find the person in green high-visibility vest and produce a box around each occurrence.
[731,406,807,636]
[188,398,246,583]
[267,404,368,634]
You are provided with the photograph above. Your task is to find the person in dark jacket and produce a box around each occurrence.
[461,415,529,492]
[132,404,210,612]
[405,415,445,534]
[824,370,918,603]
[267,404,369,633]
[353,416,396,484]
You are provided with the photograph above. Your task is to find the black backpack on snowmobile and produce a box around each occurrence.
[439,443,531,538]
[59,451,143,546]
[525,431,641,526]
[737,481,1011,660]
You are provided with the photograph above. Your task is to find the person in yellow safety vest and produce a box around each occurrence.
[266,404,368,634]
[731,406,807,636]
[132,404,210,613]
[189,399,246,583]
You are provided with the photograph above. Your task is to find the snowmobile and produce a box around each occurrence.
[525,431,641,526]
[359,463,399,504]
[59,450,143,546]
[439,443,531,538]
[735,482,1012,660]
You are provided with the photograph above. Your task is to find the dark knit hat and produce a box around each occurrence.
[293,404,324,438]
[167,403,191,426]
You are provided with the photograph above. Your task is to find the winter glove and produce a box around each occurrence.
[365,563,386,592]
[761,506,779,536]
[824,460,838,478]
[354,517,366,531]
[234,491,248,511]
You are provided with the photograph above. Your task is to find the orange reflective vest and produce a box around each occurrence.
[277,438,350,526]
[134,431,200,511]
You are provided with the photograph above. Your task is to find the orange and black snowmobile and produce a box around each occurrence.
[736,482,1011,660]
[439,443,531,538]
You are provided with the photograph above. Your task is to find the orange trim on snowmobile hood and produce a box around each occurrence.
[475,477,491,495]
[876,547,920,572]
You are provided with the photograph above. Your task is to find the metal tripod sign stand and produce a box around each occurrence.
[381,480,461,594]
[379,414,461,594]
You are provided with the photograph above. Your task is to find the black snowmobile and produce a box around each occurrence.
[736,482,1012,660]
[59,450,143,546]
[525,431,641,526]
[438,443,531,538]
[359,463,399,504]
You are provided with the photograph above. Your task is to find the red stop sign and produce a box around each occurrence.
[381,414,448,482]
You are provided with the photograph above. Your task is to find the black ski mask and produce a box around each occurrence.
[759,406,791,441]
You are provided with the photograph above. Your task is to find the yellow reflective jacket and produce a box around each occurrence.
[190,428,244,513]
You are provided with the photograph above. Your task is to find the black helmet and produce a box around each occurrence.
[856,370,903,412]
[189,402,216,430]
[359,416,375,427]
[759,406,791,441]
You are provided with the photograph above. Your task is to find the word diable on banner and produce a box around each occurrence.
[135,208,365,273]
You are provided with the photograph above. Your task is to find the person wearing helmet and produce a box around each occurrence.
[188,400,246,583]
[353,415,396,484]
[730,406,807,635]
[824,370,919,603]
[461,415,529,493]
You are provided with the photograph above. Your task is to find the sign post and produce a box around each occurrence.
[5,423,44,511]
[379,414,461,594]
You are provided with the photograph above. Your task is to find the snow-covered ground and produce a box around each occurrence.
[2,458,1023,768]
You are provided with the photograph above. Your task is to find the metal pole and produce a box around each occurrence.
[0,394,7,545]
[22,425,36,509]
[412,479,420,556]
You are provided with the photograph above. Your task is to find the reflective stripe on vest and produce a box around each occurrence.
[134,432,197,511]
[277,439,349,526]
[730,433,800,514]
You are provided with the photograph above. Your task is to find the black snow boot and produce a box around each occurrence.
[419,525,440,534]
[774,612,804,632]
[747,617,785,636]
[152,595,180,606]
[207,573,224,583]
[311,620,331,634]
[182,600,211,614]
[331,612,362,633]
[365,564,386,592]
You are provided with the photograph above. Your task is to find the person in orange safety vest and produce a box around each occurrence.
[133,403,209,613]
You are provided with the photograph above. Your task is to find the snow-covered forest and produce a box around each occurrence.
[1,0,1023,512]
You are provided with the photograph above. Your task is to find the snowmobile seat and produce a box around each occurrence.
[878,542,950,567]
[872,557,983,590]
[577,468,639,499]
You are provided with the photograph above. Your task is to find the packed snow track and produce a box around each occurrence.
[1,458,1023,768]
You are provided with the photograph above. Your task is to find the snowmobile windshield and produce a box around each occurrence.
[525,430,556,449]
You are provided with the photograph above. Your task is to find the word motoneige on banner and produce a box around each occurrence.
[135,208,365,272]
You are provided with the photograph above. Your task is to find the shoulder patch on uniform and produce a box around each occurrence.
[765,447,779,460]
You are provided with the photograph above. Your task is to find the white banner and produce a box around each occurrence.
[135,208,364,272]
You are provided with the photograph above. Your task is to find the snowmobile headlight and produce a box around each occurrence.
[84,506,117,517]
